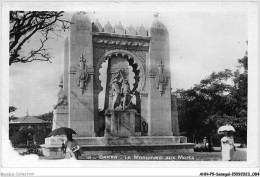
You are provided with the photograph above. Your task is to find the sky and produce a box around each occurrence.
[8,3,248,117]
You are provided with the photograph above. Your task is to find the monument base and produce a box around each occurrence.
[105,109,138,137]
[52,107,68,130]
[43,108,192,159]
[40,136,194,159]
[74,136,188,146]
[40,144,65,159]
[40,136,66,159]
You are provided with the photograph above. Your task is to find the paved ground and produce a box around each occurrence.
[15,147,246,161]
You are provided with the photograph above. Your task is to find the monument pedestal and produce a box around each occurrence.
[40,136,193,159]
[40,137,66,159]
[74,136,194,153]
[104,109,139,137]
[52,107,68,130]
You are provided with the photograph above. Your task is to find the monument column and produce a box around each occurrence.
[68,12,95,137]
[147,14,173,136]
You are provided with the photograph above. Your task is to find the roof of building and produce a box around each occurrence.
[9,115,50,124]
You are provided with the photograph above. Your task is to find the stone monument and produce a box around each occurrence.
[41,12,193,157]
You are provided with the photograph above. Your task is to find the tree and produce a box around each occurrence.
[213,53,248,144]
[175,69,234,142]
[9,106,18,121]
[36,111,53,122]
[10,127,34,147]
[34,128,49,144]
[9,11,71,65]
[9,106,17,113]
[175,52,248,146]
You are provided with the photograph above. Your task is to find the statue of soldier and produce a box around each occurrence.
[121,79,131,110]
[111,78,122,110]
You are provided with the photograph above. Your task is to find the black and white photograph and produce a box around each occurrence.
[1,1,259,176]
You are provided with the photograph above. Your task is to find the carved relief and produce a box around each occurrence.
[155,61,167,96]
[94,50,146,93]
[93,48,106,66]
[93,48,147,72]
[93,33,150,93]
[76,54,89,94]
[131,51,146,65]
[92,35,150,51]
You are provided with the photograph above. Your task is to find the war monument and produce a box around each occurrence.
[41,12,194,158]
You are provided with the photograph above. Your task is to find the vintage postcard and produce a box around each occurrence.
[1,1,259,176]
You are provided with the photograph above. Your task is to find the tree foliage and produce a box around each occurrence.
[10,127,33,146]
[9,106,18,121]
[10,125,51,147]
[9,11,71,65]
[175,53,248,145]
[9,106,17,113]
[36,111,53,122]
[34,128,49,144]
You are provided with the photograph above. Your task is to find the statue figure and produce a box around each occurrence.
[121,79,131,110]
[54,91,67,109]
[54,77,68,109]
[109,69,133,110]
[155,60,167,96]
[110,78,122,110]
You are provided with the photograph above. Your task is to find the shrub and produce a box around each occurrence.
[10,128,33,146]
[34,128,47,144]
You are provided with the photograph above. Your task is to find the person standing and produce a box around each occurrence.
[62,134,82,159]
[203,137,208,148]
[221,131,235,161]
